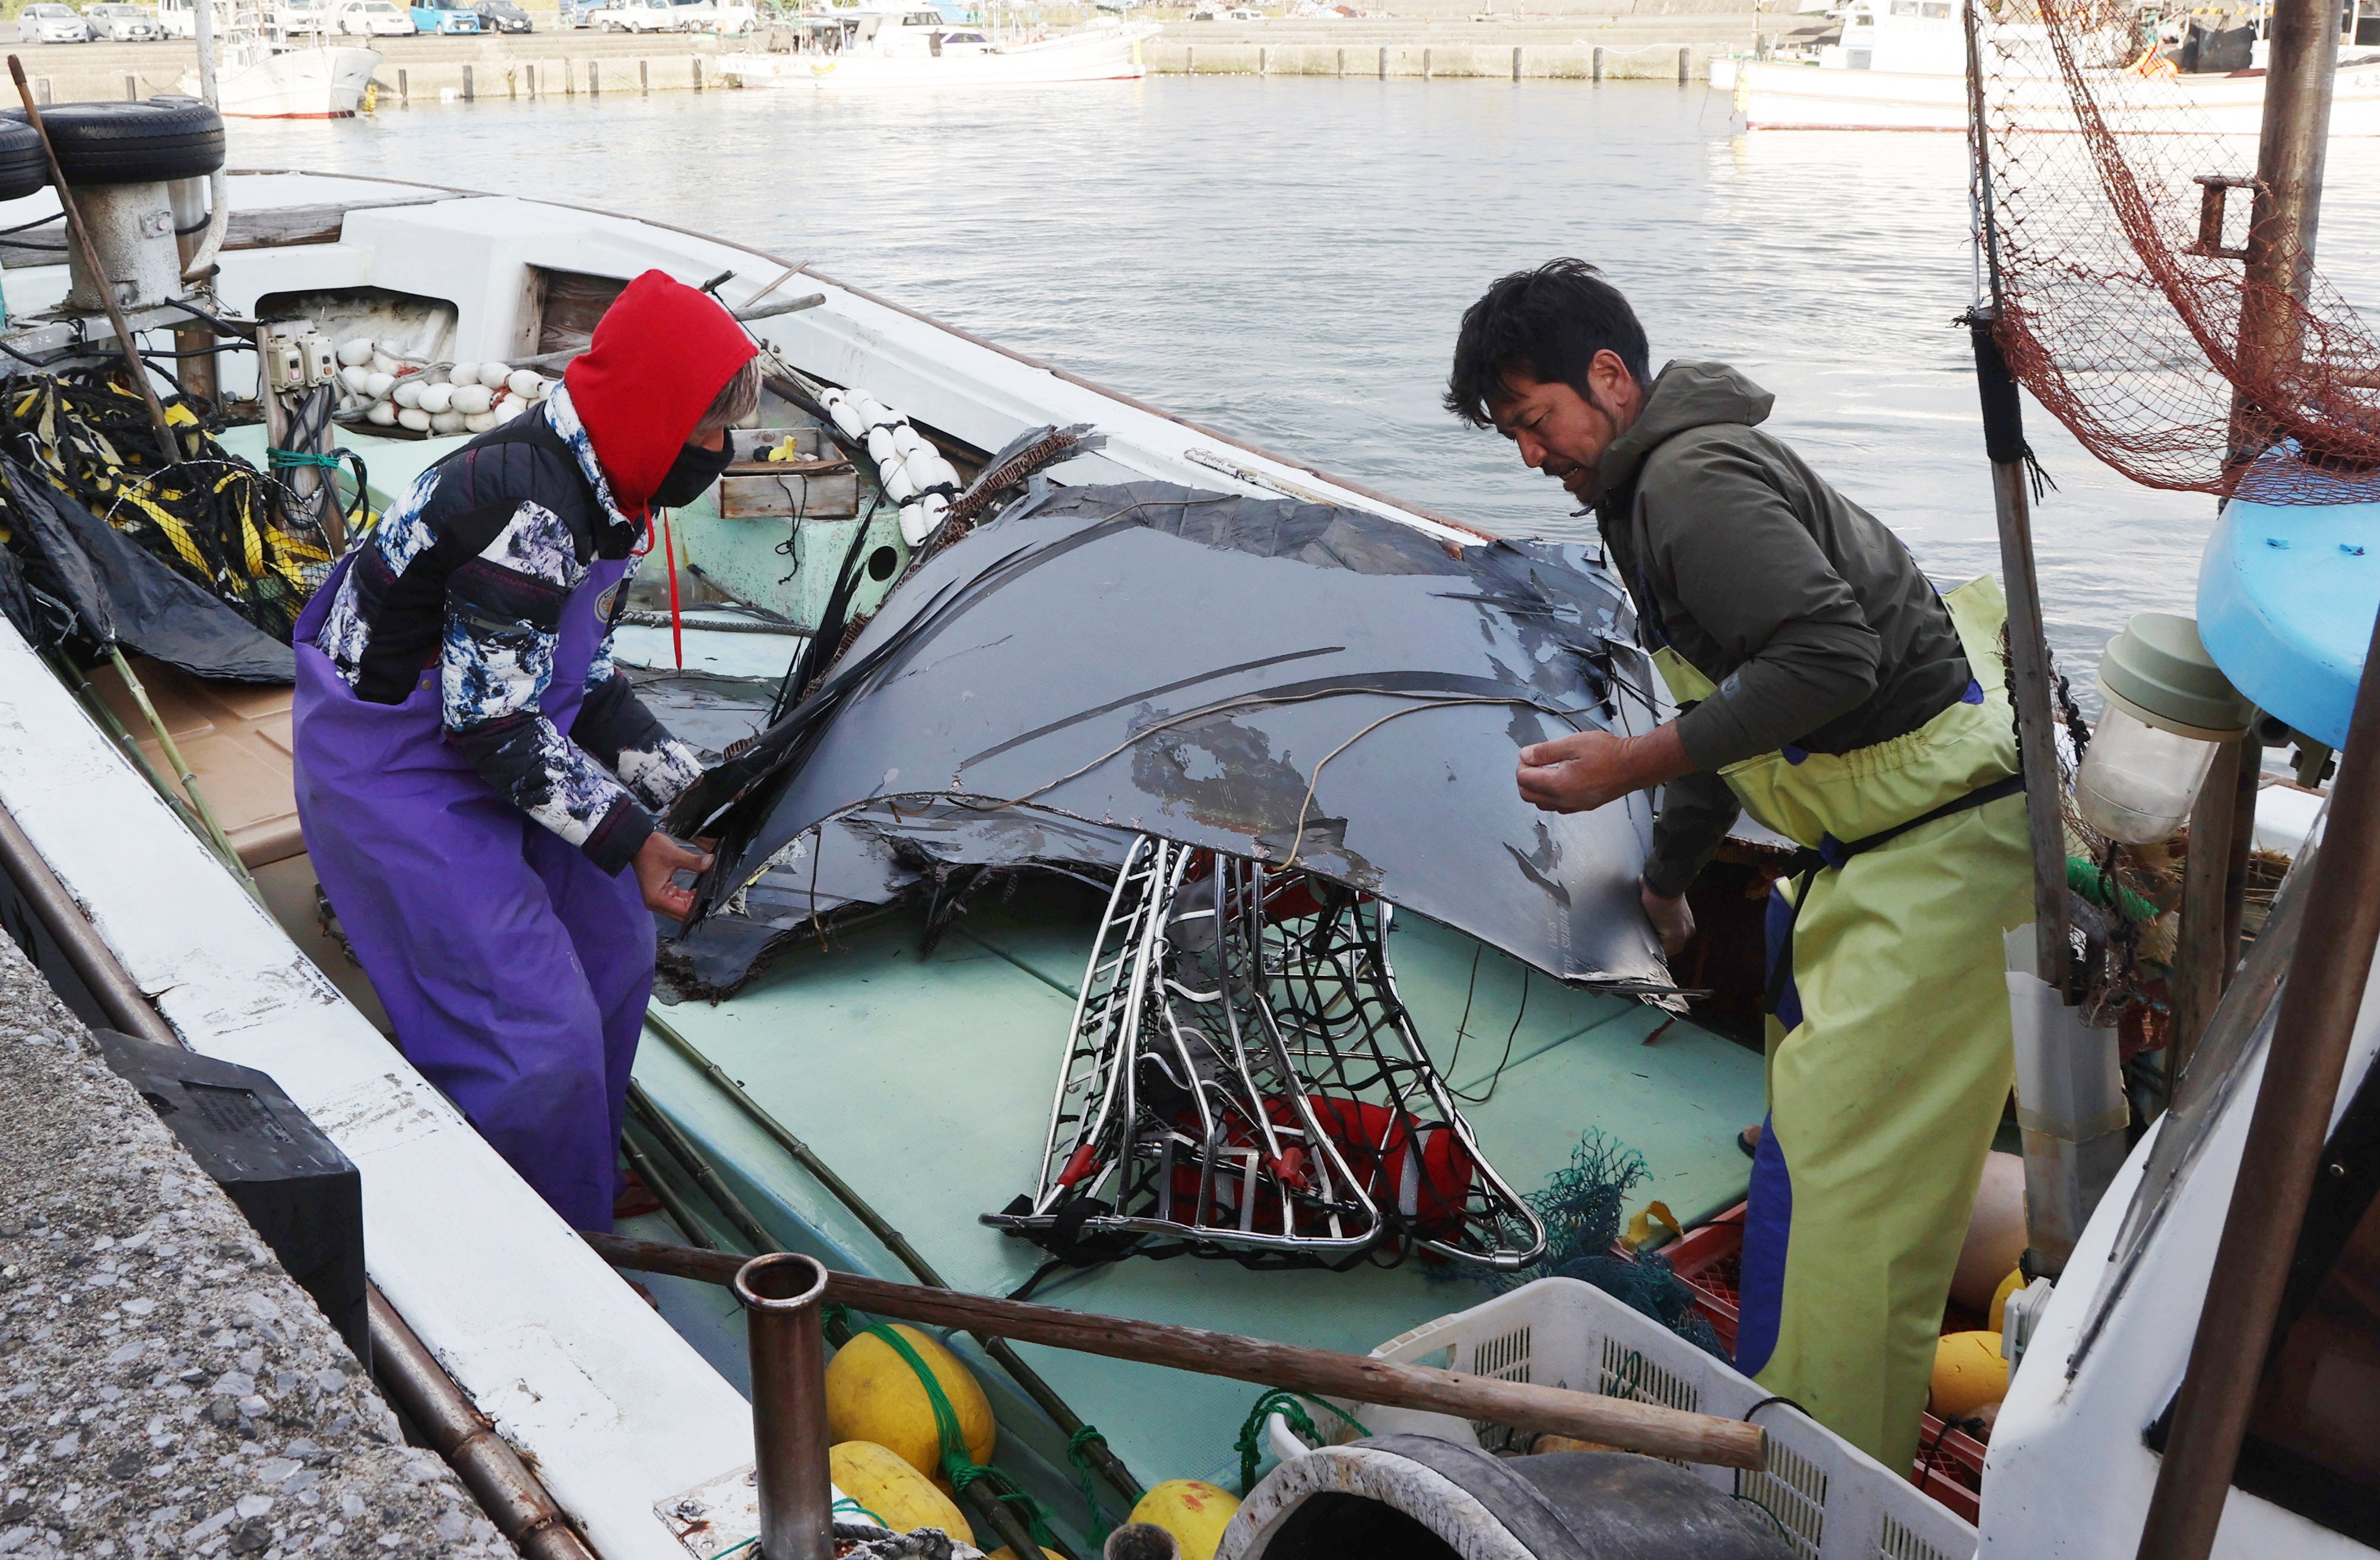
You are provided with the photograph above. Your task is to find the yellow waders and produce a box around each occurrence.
[1651,576,2034,1471]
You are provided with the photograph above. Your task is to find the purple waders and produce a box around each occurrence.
[291,554,648,1233]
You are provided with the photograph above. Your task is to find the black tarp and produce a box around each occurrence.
[670,483,1675,997]
[2,458,294,682]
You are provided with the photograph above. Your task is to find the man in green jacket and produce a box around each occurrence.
[1446,259,2034,1470]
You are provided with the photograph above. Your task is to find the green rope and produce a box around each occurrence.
[834,1307,1059,1549]
[1234,1389,1371,1496]
[1066,1425,1112,1546]
[264,446,345,471]
[832,1495,890,1529]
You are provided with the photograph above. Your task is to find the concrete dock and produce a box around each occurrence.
[0,5,1809,103]
[0,931,517,1559]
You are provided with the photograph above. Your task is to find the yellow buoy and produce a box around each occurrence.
[825,1324,996,1485]
[1929,1330,2011,1419]
[1988,1266,2027,1333]
[828,1441,972,1545]
[1127,1479,1241,1560]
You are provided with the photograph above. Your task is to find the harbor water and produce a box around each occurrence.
[237,77,2380,670]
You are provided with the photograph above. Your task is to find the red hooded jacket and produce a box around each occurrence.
[564,269,759,519]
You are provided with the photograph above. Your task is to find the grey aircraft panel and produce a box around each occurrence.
[671,483,1674,995]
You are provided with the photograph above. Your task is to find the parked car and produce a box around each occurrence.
[408,0,480,30]
[473,0,530,29]
[591,0,681,30]
[153,0,231,37]
[335,0,414,33]
[276,0,331,30]
[81,4,160,39]
[17,4,93,40]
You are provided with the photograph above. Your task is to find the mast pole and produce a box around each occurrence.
[2231,0,2339,456]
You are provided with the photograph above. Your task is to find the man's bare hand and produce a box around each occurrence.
[633,831,714,920]
[1516,722,1696,814]
[1641,878,1696,957]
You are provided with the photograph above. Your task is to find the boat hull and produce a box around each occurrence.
[1737,57,2380,132]
[180,46,381,118]
[719,27,1149,89]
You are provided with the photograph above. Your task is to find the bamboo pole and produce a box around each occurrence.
[585,1233,1770,1472]
[104,646,263,904]
[640,1010,1145,1506]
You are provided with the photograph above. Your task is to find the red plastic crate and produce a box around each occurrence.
[1629,1202,1986,1523]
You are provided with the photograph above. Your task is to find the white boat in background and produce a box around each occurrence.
[1736,0,2380,130]
[718,5,1153,90]
[176,0,379,118]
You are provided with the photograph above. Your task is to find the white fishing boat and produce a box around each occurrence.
[718,6,1154,90]
[2,11,2379,1551]
[175,0,379,118]
[1735,0,2380,130]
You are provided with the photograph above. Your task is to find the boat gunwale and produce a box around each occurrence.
[221,164,1500,543]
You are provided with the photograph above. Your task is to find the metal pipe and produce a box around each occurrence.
[2135,606,2380,1560]
[734,1253,835,1560]
[2229,0,2340,462]
[0,793,176,1046]
[368,1289,598,1560]
[6,56,182,471]
[593,1232,1773,1472]
[1989,458,2074,993]
[168,177,217,402]
[641,1011,1146,1505]
[192,0,219,106]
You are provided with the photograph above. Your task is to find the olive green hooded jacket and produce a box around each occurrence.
[1591,362,1974,896]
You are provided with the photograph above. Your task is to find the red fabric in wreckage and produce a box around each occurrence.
[563,268,759,519]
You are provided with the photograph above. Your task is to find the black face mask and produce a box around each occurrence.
[650,433,734,509]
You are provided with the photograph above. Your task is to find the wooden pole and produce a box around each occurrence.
[586,1234,1770,1472]
[2172,735,2245,1077]
[2137,604,2380,1559]
[9,55,182,473]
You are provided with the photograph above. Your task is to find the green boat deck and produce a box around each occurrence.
[237,415,1769,1540]
[628,879,1766,1538]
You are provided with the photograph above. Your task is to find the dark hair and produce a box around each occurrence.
[1443,259,1652,429]
[698,357,763,433]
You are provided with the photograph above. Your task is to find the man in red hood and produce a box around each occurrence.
[289,271,759,1232]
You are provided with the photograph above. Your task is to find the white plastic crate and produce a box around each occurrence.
[1263,1277,1977,1560]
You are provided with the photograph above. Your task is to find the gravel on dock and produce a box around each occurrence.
[0,932,518,1560]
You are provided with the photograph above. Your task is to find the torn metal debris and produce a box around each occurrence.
[983,837,1548,1270]
[668,481,1672,998]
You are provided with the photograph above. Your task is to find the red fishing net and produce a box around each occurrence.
[1972,0,2380,500]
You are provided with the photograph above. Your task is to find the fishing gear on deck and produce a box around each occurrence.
[0,371,336,643]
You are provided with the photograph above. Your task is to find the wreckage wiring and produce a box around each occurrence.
[1442,943,1531,1106]
[942,685,1600,831]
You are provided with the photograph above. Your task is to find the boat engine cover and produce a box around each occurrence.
[1221,1435,1796,1560]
